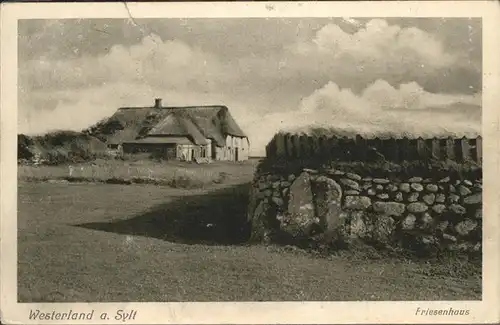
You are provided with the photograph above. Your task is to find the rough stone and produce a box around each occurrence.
[362,177,373,182]
[420,235,437,245]
[285,172,317,237]
[437,221,449,231]
[386,184,398,192]
[346,172,362,181]
[258,182,270,190]
[373,178,390,184]
[311,176,344,232]
[264,189,273,197]
[449,204,466,215]
[345,190,360,195]
[420,213,434,229]
[422,194,436,205]
[375,184,384,191]
[463,193,482,205]
[272,189,281,197]
[463,180,473,186]
[361,183,372,190]
[372,215,395,244]
[282,188,289,197]
[303,168,318,174]
[423,178,433,184]
[377,193,389,200]
[425,184,439,193]
[473,183,482,191]
[349,211,369,239]
[344,195,372,210]
[402,214,417,230]
[455,219,478,236]
[367,189,376,196]
[458,185,472,196]
[395,192,404,202]
[340,178,360,191]
[449,243,470,252]
[448,194,460,203]
[255,190,266,200]
[438,177,450,183]
[449,184,457,193]
[410,183,424,192]
[288,174,296,182]
[408,177,423,183]
[432,204,446,214]
[373,201,406,217]
[407,202,428,213]
[435,194,446,203]
[247,187,259,222]
[399,183,411,193]
[442,233,457,242]
[249,200,270,241]
[272,181,280,189]
[280,181,291,188]
[474,209,482,220]
[271,196,284,207]
[408,192,419,202]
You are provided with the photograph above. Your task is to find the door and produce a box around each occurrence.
[235,148,239,161]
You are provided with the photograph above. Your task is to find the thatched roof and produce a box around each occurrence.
[102,104,247,147]
[148,113,208,145]
[125,136,194,145]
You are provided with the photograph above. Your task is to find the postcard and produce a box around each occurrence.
[1,1,499,324]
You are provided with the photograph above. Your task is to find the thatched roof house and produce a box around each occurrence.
[98,98,249,162]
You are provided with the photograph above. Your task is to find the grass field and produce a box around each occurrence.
[18,159,258,188]
[17,161,481,302]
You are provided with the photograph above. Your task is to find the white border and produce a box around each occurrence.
[1,2,499,324]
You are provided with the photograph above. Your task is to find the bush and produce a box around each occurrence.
[18,132,109,165]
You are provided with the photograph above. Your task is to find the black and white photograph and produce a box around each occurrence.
[1,1,499,324]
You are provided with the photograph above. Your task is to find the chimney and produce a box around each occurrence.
[154,98,162,109]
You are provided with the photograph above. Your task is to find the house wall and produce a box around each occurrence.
[122,135,248,162]
[214,135,249,161]
[177,142,212,161]
[122,143,177,159]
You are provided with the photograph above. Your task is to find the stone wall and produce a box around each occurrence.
[247,167,482,256]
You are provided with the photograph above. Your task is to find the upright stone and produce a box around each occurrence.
[285,172,317,237]
[372,215,395,244]
[311,176,344,232]
[249,200,270,242]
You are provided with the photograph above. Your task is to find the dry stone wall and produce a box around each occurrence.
[247,167,482,256]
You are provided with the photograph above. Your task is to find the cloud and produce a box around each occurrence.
[243,80,481,156]
[18,19,482,156]
[20,33,232,93]
[293,19,456,68]
[280,18,478,96]
[341,17,362,27]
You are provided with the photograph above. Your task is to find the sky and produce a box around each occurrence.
[18,17,482,156]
